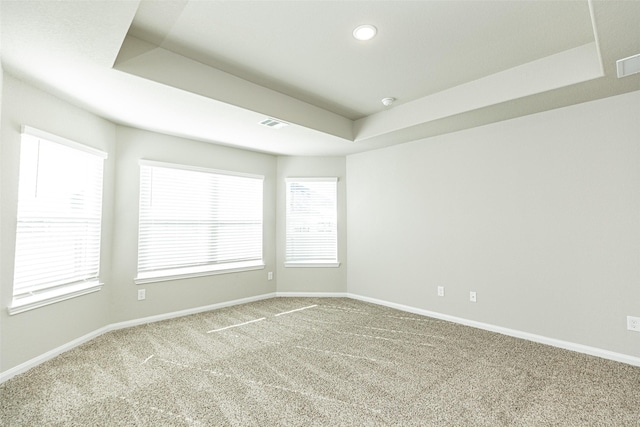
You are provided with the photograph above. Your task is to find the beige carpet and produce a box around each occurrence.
[1,297,639,426]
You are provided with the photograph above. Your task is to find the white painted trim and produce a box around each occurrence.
[276,292,347,298]
[8,282,103,315]
[0,325,110,384]
[347,293,640,368]
[109,293,275,331]
[3,291,638,384]
[139,159,264,180]
[134,262,265,285]
[22,125,108,159]
[284,262,340,268]
[285,177,338,183]
[0,293,275,384]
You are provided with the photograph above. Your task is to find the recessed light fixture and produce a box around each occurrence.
[353,24,377,41]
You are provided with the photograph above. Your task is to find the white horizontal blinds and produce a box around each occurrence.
[286,178,338,262]
[13,130,106,297]
[137,162,263,275]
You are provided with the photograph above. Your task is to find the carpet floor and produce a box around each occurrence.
[1,297,639,426]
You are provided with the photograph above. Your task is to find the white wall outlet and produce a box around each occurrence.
[268,272,273,280]
[469,291,477,303]
[437,286,444,297]
[627,316,640,332]
[137,289,146,301]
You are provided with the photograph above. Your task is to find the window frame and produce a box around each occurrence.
[284,177,340,268]
[8,126,107,315]
[135,160,265,284]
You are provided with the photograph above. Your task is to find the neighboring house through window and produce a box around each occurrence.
[285,177,339,267]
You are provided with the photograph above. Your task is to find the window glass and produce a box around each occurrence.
[12,128,106,308]
[285,178,338,265]
[137,161,264,282]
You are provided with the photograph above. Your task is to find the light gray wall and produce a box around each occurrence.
[110,126,277,322]
[0,47,4,372]
[276,156,347,293]
[347,90,640,357]
[0,75,116,371]
[0,76,278,373]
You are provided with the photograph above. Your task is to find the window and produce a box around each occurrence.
[9,127,107,315]
[285,177,339,267]
[136,160,264,283]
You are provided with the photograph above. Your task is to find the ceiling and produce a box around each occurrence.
[1,1,639,156]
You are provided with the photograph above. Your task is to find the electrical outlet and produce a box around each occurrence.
[469,291,477,303]
[268,272,273,280]
[138,289,146,301]
[628,316,640,332]
[437,286,444,297]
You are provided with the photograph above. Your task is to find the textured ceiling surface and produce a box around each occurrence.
[1,1,639,156]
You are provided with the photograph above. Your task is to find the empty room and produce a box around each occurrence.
[1,0,639,425]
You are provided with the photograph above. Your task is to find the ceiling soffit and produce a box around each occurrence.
[115,0,603,146]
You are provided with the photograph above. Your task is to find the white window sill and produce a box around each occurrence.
[135,260,265,284]
[284,261,341,268]
[8,281,103,316]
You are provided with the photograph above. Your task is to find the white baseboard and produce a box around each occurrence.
[275,291,347,298]
[108,293,276,331]
[0,293,275,384]
[347,293,640,368]
[3,291,638,384]
[0,325,111,384]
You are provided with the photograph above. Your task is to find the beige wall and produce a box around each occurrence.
[110,126,277,322]
[0,75,116,371]
[347,90,640,358]
[276,156,347,293]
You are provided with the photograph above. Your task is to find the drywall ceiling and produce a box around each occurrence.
[1,1,639,156]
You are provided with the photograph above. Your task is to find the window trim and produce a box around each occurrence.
[134,261,265,285]
[138,159,263,180]
[135,160,265,283]
[22,126,108,159]
[8,281,103,316]
[284,261,340,268]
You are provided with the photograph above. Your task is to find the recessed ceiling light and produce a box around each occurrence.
[353,24,377,41]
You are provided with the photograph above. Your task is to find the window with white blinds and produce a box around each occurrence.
[136,160,264,283]
[285,177,339,267]
[11,127,107,314]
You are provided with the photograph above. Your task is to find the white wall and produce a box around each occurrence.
[110,127,277,322]
[347,90,640,358]
[276,156,347,293]
[0,75,116,371]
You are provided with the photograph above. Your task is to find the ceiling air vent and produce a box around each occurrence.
[616,53,640,78]
[259,118,289,129]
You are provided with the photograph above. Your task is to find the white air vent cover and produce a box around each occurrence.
[616,53,640,78]
[259,118,289,129]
